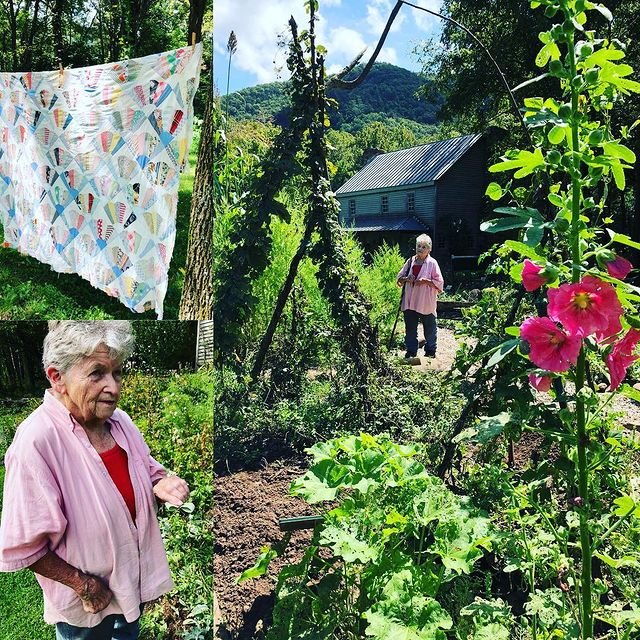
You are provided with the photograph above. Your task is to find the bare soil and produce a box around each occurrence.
[214,459,316,640]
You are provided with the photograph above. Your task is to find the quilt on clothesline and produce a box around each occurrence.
[0,44,202,318]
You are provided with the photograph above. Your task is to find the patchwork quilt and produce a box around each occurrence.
[0,44,202,317]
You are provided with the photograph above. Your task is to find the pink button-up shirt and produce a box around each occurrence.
[0,391,173,626]
[397,255,444,316]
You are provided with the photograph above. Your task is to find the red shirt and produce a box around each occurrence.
[99,443,136,521]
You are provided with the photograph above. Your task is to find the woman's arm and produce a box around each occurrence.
[397,257,413,285]
[29,551,113,614]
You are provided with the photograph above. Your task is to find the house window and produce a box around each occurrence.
[407,192,415,213]
[381,195,389,214]
[348,199,356,218]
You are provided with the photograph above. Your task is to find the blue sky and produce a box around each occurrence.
[214,0,443,93]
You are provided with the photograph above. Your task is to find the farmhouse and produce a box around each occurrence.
[336,133,489,264]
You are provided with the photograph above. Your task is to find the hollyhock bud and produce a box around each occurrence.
[521,260,546,292]
[528,373,553,392]
[605,255,633,280]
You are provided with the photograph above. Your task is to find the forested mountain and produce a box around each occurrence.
[223,63,441,133]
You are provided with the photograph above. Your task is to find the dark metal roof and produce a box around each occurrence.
[336,133,483,196]
[342,215,427,232]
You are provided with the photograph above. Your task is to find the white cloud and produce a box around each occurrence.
[375,46,398,65]
[214,0,307,84]
[404,0,442,33]
[322,26,369,70]
[366,0,406,36]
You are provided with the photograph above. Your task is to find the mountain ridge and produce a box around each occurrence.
[222,62,441,132]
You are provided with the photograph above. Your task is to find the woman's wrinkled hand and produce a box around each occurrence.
[77,573,113,614]
[153,475,190,506]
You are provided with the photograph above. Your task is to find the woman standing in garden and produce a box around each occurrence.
[397,233,444,358]
[0,321,189,640]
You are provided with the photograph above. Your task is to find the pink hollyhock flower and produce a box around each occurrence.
[547,276,623,340]
[522,260,547,292]
[528,373,553,392]
[605,255,633,280]
[520,317,582,373]
[606,328,640,390]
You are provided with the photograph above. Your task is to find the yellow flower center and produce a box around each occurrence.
[572,291,592,310]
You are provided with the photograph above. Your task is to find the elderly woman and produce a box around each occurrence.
[397,234,444,358]
[0,321,189,640]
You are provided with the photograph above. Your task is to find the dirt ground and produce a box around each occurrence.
[214,459,317,640]
[214,327,640,639]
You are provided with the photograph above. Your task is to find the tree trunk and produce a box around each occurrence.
[21,0,40,69]
[179,94,213,319]
[188,0,205,44]
[7,0,19,69]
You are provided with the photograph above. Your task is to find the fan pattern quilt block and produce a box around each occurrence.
[0,44,202,317]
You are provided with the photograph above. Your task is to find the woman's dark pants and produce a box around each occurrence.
[55,613,140,640]
[403,310,437,356]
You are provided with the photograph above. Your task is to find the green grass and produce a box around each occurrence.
[0,467,53,640]
[0,150,197,320]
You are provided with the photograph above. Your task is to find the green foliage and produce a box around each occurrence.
[129,321,198,371]
[355,242,406,340]
[120,370,213,639]
[215,360,465,471]
[241,433,497,640]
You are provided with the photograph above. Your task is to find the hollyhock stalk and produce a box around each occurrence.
[567,35,592,639]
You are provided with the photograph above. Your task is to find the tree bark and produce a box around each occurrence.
[179,94,213,319]
[21,0,40,69]
[52,0,64,65]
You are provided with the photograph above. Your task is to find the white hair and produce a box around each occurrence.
[43,321,134,373]
[416,234,432,249]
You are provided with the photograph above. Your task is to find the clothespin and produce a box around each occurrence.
[191,32,197,54]
[58,63,64,89]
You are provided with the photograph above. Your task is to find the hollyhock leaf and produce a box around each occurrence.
[603,141,636,164]
[495,206,544,222]
[487,339,519,367]
[481,217,532,233]
[505,240,545,261]
[611,161,626,190]
[619,384,640,403]
[523,223,545,247]
[607,229,640,251]
[485,182,504,200]
[510,261,525,284]
[613,495,640,517]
